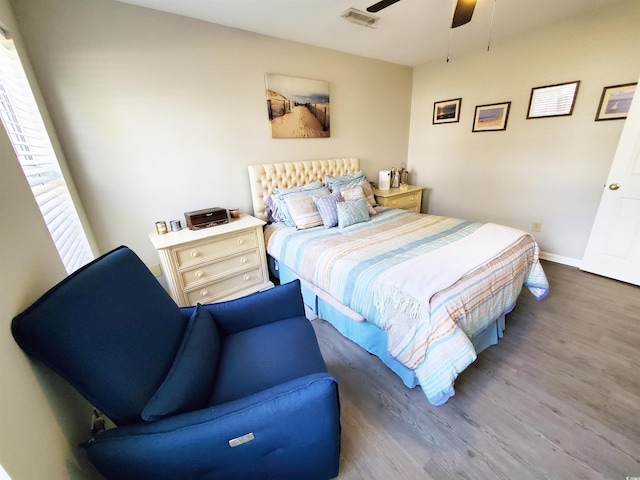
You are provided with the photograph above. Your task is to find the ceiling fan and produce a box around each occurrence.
[366,0,477,28]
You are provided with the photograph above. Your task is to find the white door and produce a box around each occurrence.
[581,81,640,286]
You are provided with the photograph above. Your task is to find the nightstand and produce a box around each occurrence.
[373,185,426,213]
[149,215,274,307]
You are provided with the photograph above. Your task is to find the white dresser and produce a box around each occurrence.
[149,215,273,307]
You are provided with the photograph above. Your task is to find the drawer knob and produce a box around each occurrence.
[195,270,204,278]
[241,257,248,264]
[243,274,251,281]
[200,289,208,297]
[392,200,397,205]
[190,250,200,258]
[410,196,414,201]
[237,238,245,245]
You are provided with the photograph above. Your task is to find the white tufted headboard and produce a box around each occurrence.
[248,158,360,221]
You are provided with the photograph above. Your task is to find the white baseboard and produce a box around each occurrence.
[539,251,581,268]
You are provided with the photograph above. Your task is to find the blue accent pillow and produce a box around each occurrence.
[313,191,343,228]
[273,180,323,196]
[324,171,364,187]
[337,197,371,228]
[142,304,220,421]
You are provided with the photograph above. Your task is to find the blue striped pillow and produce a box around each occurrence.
[337,197,370,228]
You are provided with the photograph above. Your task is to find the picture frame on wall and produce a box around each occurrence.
[595,82,637,121]
[265,73,330,138]
[527,81,580,119]
[433,98,461,124]
[472,102,511,132]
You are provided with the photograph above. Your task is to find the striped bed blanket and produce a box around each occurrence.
[264,208,549,405]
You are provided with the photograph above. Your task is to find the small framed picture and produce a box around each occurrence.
[527,81,580,119]
[433,98,461,124]
[472,102,511,132]
[595,83,637,121]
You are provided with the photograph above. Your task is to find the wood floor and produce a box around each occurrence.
[311,260,640,479]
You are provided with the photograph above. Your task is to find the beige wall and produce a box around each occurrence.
[9,0,413,268]
[408,1,640,263]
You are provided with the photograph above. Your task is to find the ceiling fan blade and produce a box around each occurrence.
[366,0,402,13]
[451,0,477,28]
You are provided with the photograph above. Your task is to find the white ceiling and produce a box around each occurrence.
[115,0,618,67]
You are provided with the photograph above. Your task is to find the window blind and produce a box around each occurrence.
[0,32,93,274]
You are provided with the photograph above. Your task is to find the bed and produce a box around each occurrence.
[248,158,548,405]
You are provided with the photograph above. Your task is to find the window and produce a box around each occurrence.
[0,29,93,273]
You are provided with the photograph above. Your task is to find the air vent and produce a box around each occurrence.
[341,8,379,28]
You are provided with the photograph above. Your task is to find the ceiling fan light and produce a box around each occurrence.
[341,8,379,29]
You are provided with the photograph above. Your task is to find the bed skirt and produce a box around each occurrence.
[273,258,506,389]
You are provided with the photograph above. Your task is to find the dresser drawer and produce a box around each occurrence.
[174,230,258,269]
[381,192,421,210]
[373,186,425,214]
[185,266,264,305]
[180,249,261,289]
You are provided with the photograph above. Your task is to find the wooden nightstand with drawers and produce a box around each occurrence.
[373,185,426,213]
[149,215,273,307]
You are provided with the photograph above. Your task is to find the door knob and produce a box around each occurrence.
[609,183,620,190]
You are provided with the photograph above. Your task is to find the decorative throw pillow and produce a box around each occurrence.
[141,304,220,421]
[270,181,323,226]
[273,180,323,196]
[324,171,364,187]
[284,191,328,230]
[340,185,376,215]
[329,176,377,208]
[264,193,282,223]
[276,186,329,227]
[337,197,371,228]
[313,190,343,228]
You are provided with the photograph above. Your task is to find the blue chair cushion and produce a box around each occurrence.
[209,315,327,405]
[142,304,220,421]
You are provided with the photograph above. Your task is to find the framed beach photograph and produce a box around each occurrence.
[472,102,511,132]
[527,81,580,119]
[433,98,461,124]
[595,82,637,121]
[265,74,330,138]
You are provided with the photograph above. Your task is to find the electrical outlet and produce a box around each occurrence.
[531,221,542,232]
[149,264,162,277]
